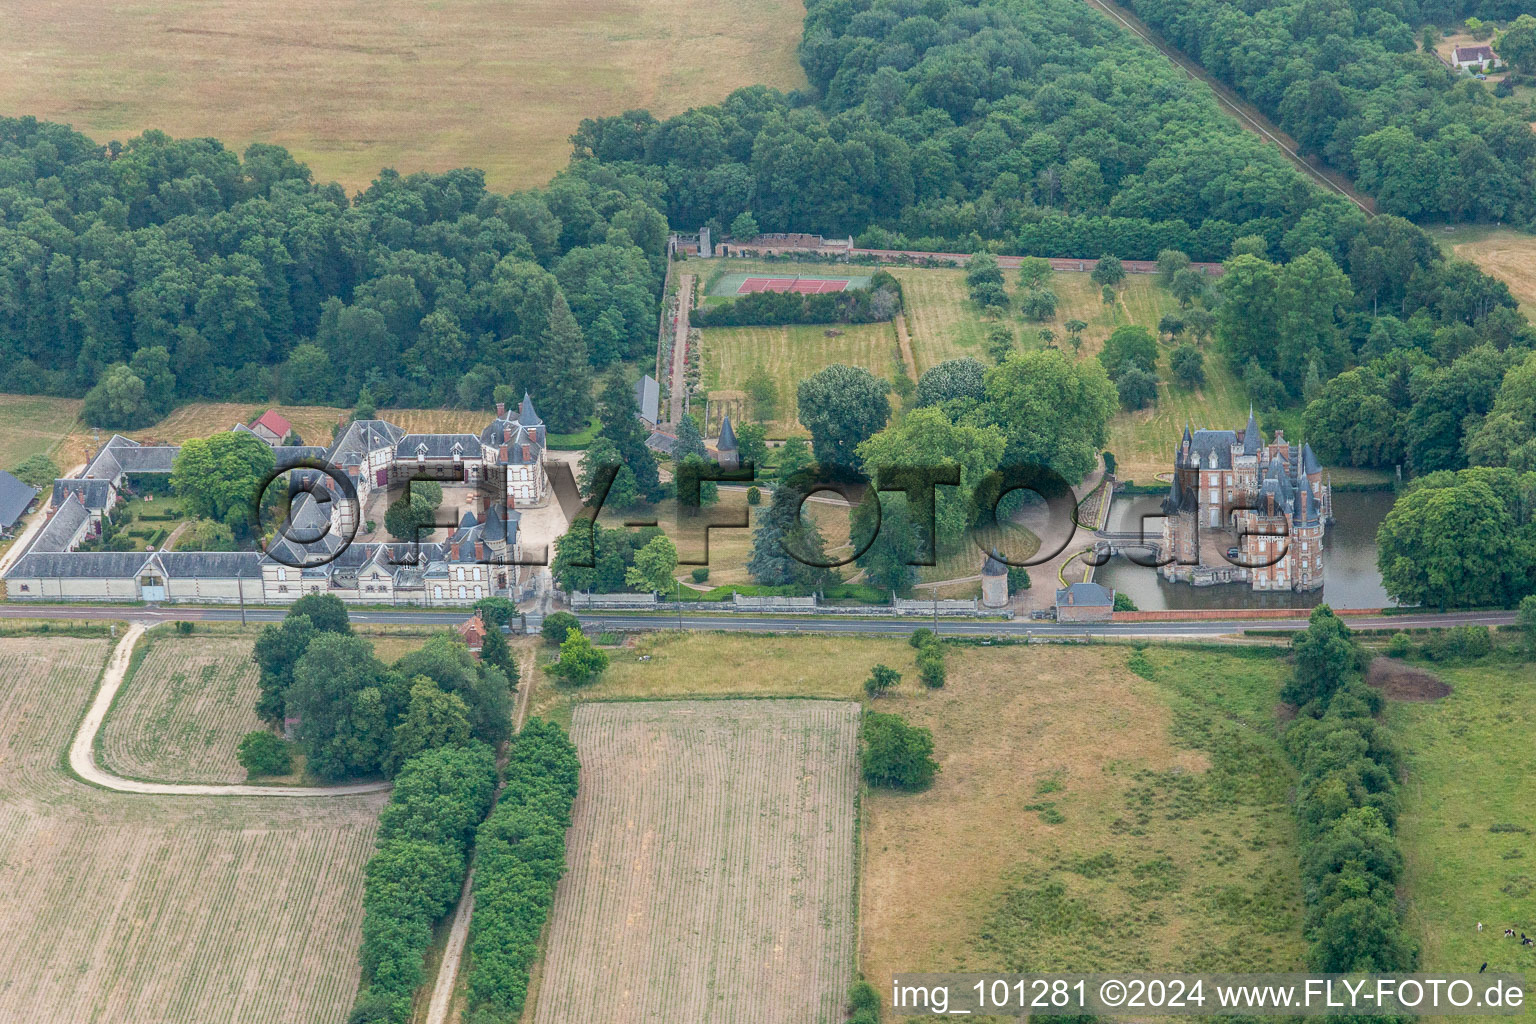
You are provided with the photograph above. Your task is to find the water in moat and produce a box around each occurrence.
[1092,489,1395,611]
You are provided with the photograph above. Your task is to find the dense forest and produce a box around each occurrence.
[0,119,663,428]
[1124,0,1536,224]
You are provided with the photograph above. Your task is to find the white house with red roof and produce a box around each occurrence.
[1451,44,1502,69]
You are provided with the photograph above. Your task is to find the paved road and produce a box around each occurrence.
[69,621,389,797]
[2,602,1516,639]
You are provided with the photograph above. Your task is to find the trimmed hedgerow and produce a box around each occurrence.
[350,742,499,1024]
[464,718,581,1022]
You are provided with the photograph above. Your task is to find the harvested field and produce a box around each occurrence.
[1440,225,1536,318]
[0,635,386,1023]
[529,699,860,1024]
[1366,657,1451,702]
[98,631,266,784]
[0,392,83,472]
[2,0,807,192]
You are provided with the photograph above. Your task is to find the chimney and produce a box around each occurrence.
[522,444,531,462]
[499,444,508,462]
[450,541,460,560]
[496,401,505,417]
[475,541,485,561]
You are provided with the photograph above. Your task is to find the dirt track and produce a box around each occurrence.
[69,623,390,797]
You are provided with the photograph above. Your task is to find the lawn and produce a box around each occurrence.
[2,0,806,193]
[687,255,1227,481]
[529,633,1310,1007]
[1389,655,1536,992]
[0,633,386,1023]
[699,321,902,436]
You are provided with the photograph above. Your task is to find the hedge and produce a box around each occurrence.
[692,272,902,328]
[464,718,581,1022]
[1282,620,1417,973]
[351,743,499,1023]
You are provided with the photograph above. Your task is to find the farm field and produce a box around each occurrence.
[1438,225,1536,318]
[0,633,386,1023]
[0,393,82,473]
[98,630,267,784]
[1,0,807,193]
[1389,657,1536,994]
[527,699,859,1024]
[531,633,1310,1005]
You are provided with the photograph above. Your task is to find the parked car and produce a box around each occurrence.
[1226,546,1241,559]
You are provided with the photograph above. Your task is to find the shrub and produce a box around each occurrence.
[916,643,946,688]
[540,611,581,647]
[746,485,761,505]
[552,630,609,686]
[1113,592,1137,612]
[863,663,901,697]
[1008,566,1031,594]
[691,567,710,583]
[236,730,291,778]
[908,627,935,649]
[1387,631,1410,657]
[862,711,938,790]
[473,596,516,628]
[174,620,195,634]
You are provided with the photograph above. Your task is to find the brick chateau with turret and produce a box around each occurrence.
[1160,408,1332,592]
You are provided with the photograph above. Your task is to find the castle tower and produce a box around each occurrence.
[716,414,739,470]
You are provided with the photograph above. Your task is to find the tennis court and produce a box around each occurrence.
[708,271,872,296]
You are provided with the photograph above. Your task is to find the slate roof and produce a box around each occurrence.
[1189,429,1237,470]
[634,374,660,425]
[274,445,330,469]
[112,444,179,473]
[6,551,150,579]
[33,493,91,552]
[52,478,114,511]
[156,551,264,578]
[717,414,737,452]
[645,431,677,455]
[397,434,483,460]
[1301,442,1321,475]
[1242,407,1261,456]
[0,470,38,529]
[982,549,1007,577]
[1055,582,1114,607]
[328,419,406,465]
[518,392,543,427]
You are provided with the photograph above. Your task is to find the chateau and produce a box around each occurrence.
[4,397,550,606]
[1160,410,1331,592]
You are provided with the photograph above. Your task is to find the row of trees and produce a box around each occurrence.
[0,118,663,429]
[1281,608,1416,972]
[251,594,515,779]
[350,743,500,1024]
[464,718,582,1021]
[1125,0,1536,225]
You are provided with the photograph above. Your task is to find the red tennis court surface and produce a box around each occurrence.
[738,276,851,294]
